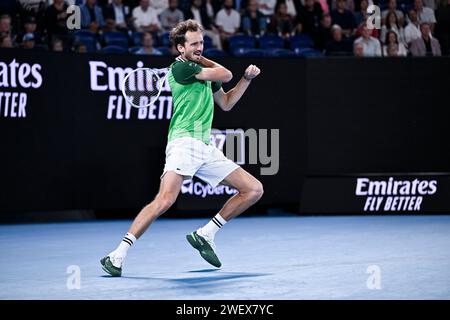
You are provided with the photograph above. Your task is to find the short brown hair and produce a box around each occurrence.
[169,19,204,49]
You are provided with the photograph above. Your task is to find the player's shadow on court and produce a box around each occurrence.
[169,271,270,286]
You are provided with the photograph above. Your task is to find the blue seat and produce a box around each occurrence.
[290,34,314,50]
[132,32,144,46]
[100,45,127,54]
[203,35,213,49]
[77,37,98,52]
[103,32,129,48]
[203,48,228,57]
[259,34,284,49]
[155,46,172,56]
[160,32,171,47]
[228,35,256,51]
[233,48,264,57]
[129,46,141,54]
[264,48,295,57]
[74,30,96,40]
[294,48,323,57]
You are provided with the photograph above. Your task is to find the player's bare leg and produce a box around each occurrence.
[129,171,184,238]
[101,171,184,276]
[216,167,264,221]
[186,168,263,267]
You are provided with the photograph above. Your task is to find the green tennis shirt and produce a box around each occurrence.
[167,57,222,145]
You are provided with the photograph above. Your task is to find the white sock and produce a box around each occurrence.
[109,233,137,267]
[199,214,227,240]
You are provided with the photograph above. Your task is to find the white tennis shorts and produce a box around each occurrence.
[161,137,240,188]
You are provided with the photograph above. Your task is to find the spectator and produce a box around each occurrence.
[104,0,131,32]
[354,0,369,26]
[0,14,13,38]
[185,0,222,49]
[150,0,169,15]
[283,0,302,17]
[435,0,450,55]
[81,0,106,32]
[18,16,42,45]
[241,0,267,36]
[423,0,438,10]
[317,0,330,13]
[414,0,437,32]
[405,9,422,46]
[354,17,380,39]
[21,33,36,50]
[410,22,442,55]
[74,41,88,53]
[160,0,185,32]
[269,1,295,37]
[383,30,407,56]
[385,43,401,56]
[381,0,405,27]
[215,0,241,41]
[135,32,163,54]
[44,0,69,43]
[208,0,223,15]
[0,34,13,48]
[313,12,332,51]
[381,11,406,44]
[297,0,324,36]
[354,25,382,56]
[330,0,354,12]
[52,38,64,52]
[132,0,161,32]
[258,0,277,16]
[353,41,364,56]
[330,0,356,37]
[325,24,352,55]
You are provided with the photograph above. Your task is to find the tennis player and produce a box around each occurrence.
[101,19,263,276]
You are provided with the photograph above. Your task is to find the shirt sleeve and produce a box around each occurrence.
[211,81,222,93]
[171,61,203,84]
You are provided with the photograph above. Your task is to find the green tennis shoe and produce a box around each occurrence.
[100,256,122,277]
[186,231,222,268]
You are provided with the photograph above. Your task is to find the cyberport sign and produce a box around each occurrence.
[181,180,238,198]
[356,177,437,212]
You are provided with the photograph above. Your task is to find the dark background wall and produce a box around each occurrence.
[0,49,449,217]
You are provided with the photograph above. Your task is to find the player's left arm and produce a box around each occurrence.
[213,65,261,112]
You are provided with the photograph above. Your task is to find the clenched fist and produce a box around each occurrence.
[243,64,261,80]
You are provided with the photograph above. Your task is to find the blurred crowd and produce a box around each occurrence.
[0,0,449,56]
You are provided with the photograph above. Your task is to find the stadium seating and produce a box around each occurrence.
[203,35,213,49]
[103,32,129,49]
[100,45,127,54]
[76,37,97,53]
[132,32,144,46]
[264,48,295,57]
[155,47,172,56]
[160,32,171,47]
[290,34,314,50]
[228,34,256,51]
[233,48,265,57]
[258,34,285,49]
[294,48,324,57]
[203,48,228,57]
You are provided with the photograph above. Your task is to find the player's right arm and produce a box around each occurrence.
[195,56,233,83]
